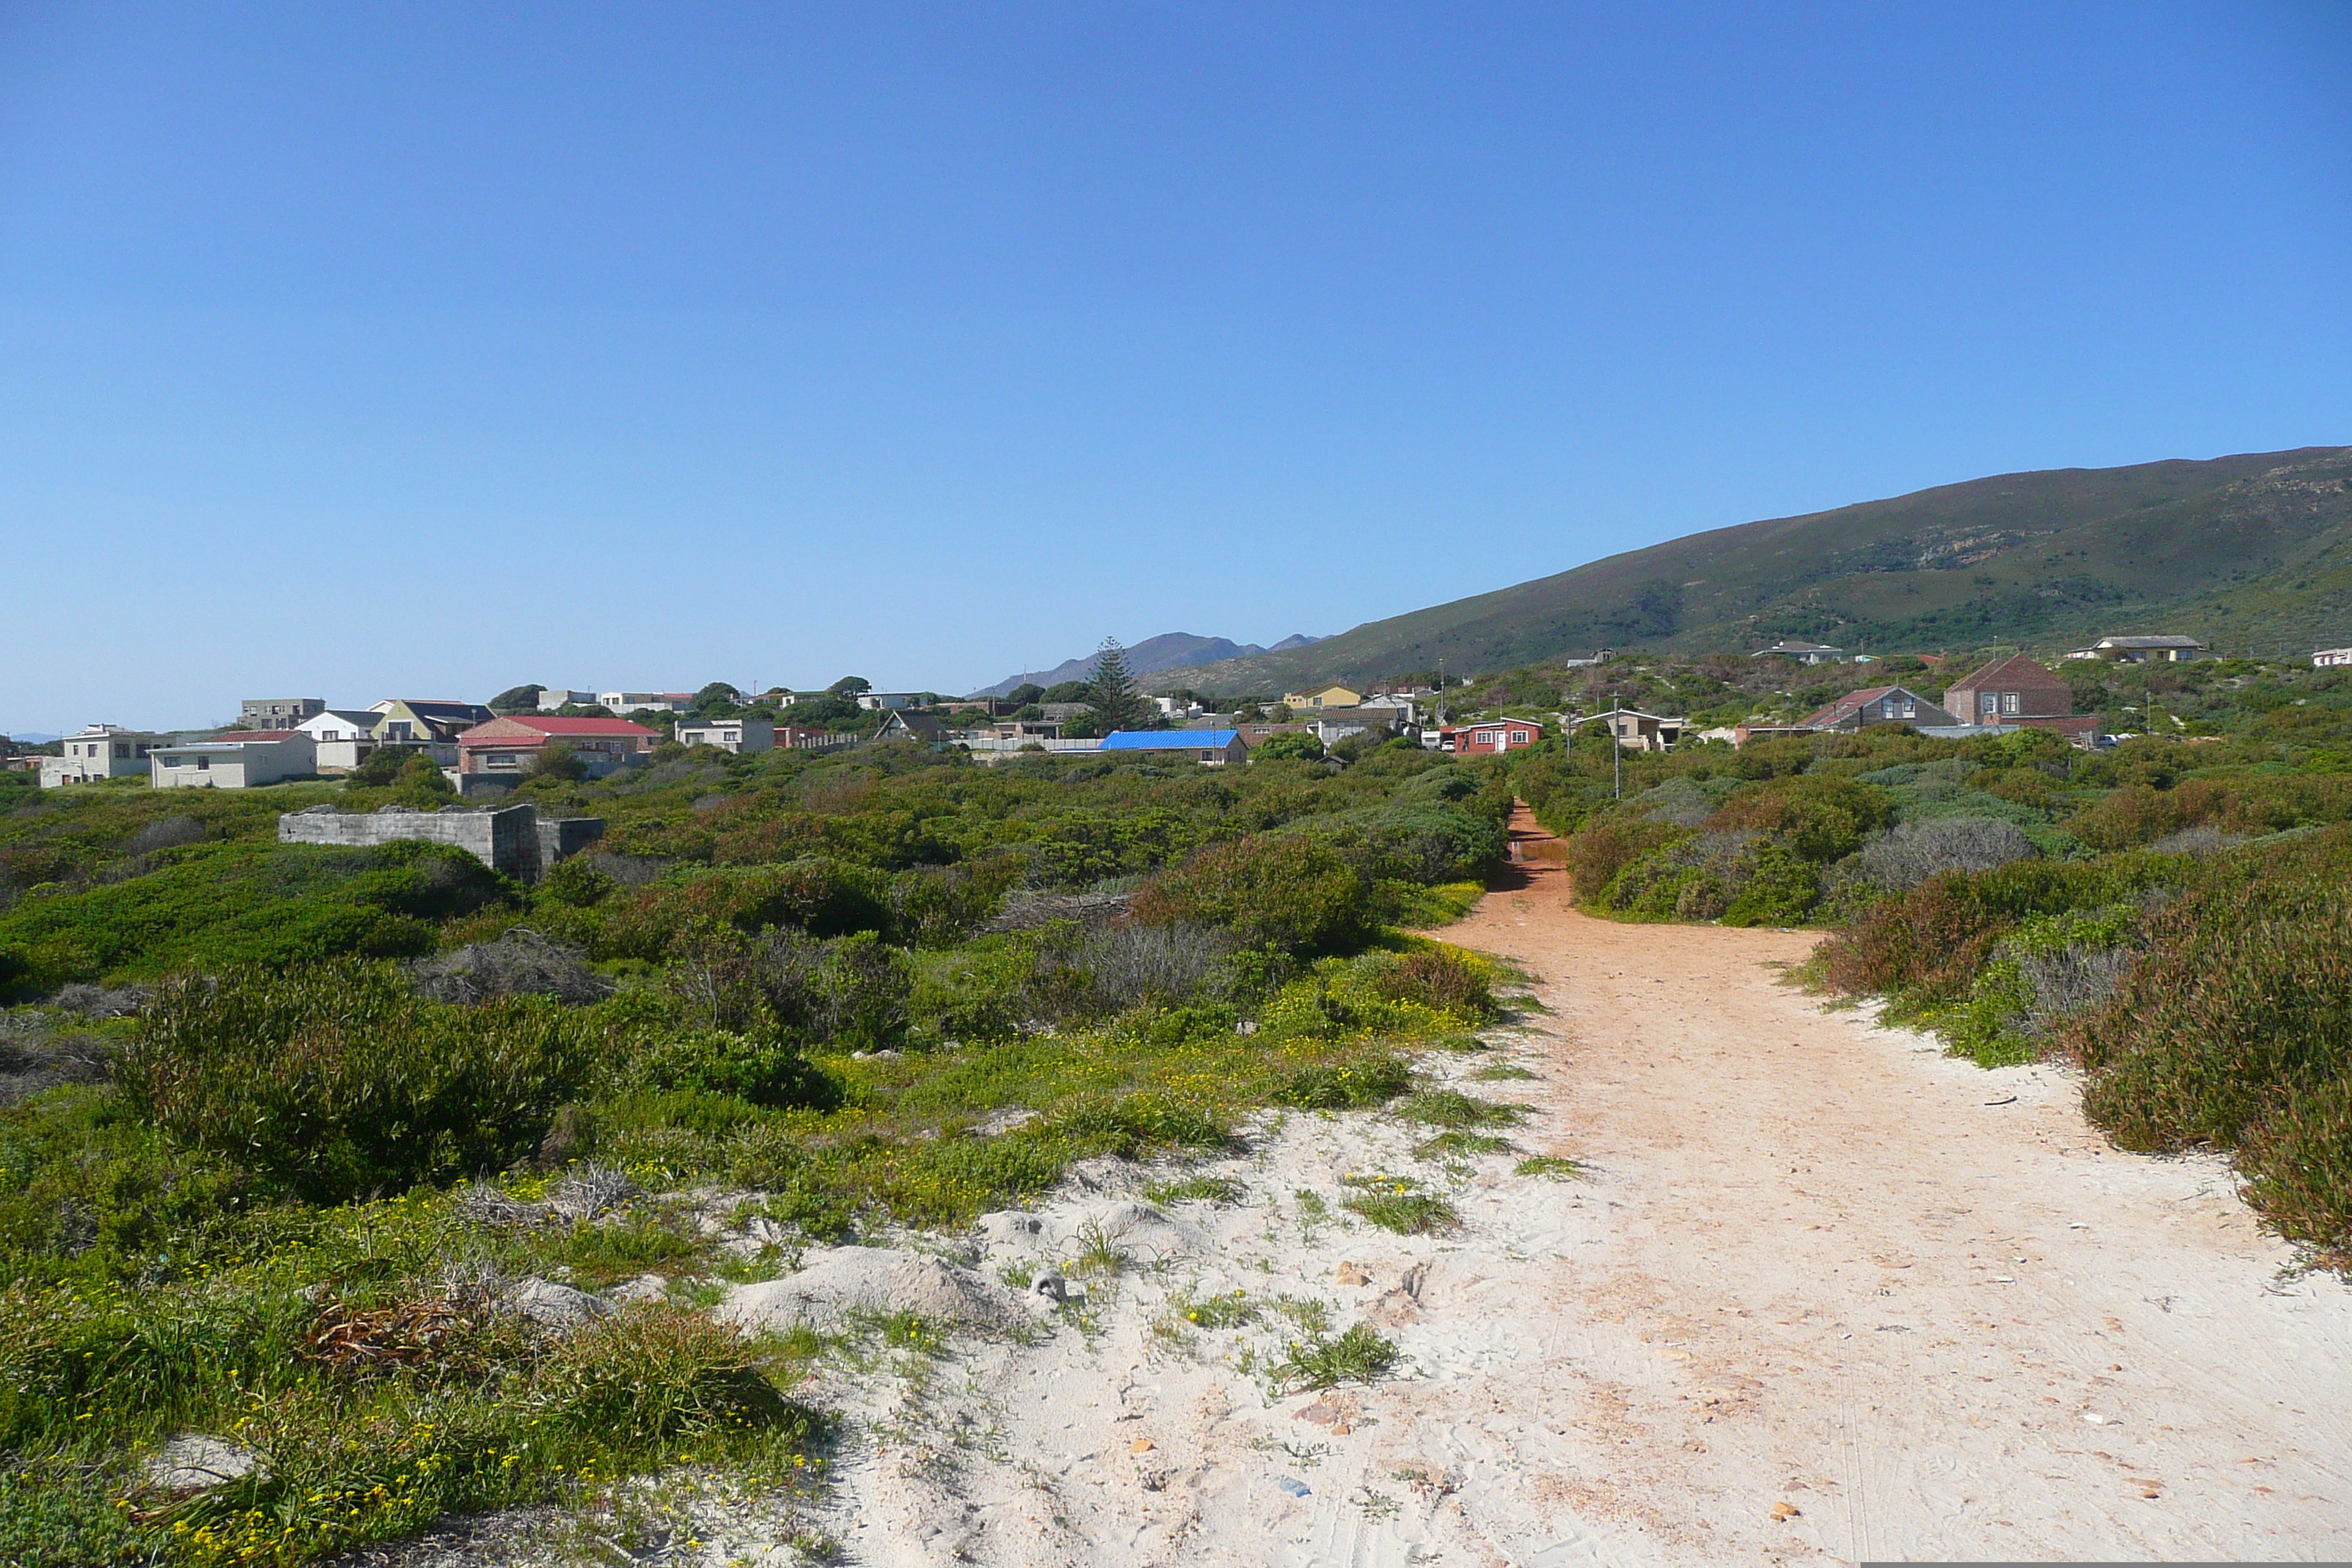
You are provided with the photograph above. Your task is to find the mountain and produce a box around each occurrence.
[970,632,1323,698]
[1151,447,2352,693]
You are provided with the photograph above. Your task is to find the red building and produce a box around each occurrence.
[455,715,660,781]
[1442,719,1545,755]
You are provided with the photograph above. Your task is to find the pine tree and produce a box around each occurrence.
[1087,637,1150,734]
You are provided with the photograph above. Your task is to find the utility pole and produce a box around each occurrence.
[1613,717,1623,801]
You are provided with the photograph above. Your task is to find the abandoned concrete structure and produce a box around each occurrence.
[278,802,603,882]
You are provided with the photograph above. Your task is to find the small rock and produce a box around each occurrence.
[1131,1438,1154,1453]
[608,1272,669,1304]
[505,1277,614,1330]
[1030,1273,1068,1305]
[1335,1262,1371,1287]
[143,1435,258,1493]
[972,1107,1037,1137]
[1771,1501,1801,1521]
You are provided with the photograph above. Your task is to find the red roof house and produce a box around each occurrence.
[456,715,660,783]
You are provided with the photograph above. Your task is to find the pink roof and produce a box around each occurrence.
[459,715,658,742]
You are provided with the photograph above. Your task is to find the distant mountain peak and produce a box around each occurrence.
[970,631,1324,698]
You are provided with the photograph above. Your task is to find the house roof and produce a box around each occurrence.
[1948,653,2067,689]
[459,716,658,742]
[1795,686,1953,728]
[198,730,301,744]
[1100,731,1241,749]
[1753,641,1844,655]
[2097,634,2204,649]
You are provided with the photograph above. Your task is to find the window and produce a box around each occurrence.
[164,756,184,768]
[197,757,210,771]
[1510,731,1529,745]
[1901,700,1916,717]
[114,745,129,759]
[1981,693,1999,716]
[2002,693,2021,715]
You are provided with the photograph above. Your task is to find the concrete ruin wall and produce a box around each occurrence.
[278,803,602,883]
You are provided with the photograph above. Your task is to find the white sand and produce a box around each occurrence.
[684,829,2352,1566]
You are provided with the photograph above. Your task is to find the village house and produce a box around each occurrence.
[1444,718,1546,755]
[40,724,165,788]
[1310,707,1401,748]
[454,715,657,789]
[1577,707,1685,752]
[295,709,387,774]
[873,710,949,745]
[1942,655,2100,745]
[1282,685,1362,710]
[239,698,325,728]
[2315,647,2352,669]
[973,719,1063,742]
[369,699,495,766]
[2066,634,2206,663]
[676,715,775,755]
[599,692,693,715]
[1794,685,1961,734]
[1099,730,1250,766]
[537,689,599,711]
[1752,641,1847,664]
[854,692,934,712]
[151,730,318,789]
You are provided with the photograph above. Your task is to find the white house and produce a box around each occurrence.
[599,692,691,715]
[151,731,318,789]
[2315,647,2352,669]
[855,692,933,712]
[1752,641,1847,665]
[676,715,776,754]
[40,725,165,788]
[537,689,599,711]
[295,709,383,774]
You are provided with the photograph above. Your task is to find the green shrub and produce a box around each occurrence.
[1129,834,1378,956]
[117,963,605,1203]
[623,1028,843,1111]
[1365,946,1496,1019]
[0,842,513,996]
[1270,1322,1400,1389]
[1268,1057,1412,1110]
[601,859,891,960]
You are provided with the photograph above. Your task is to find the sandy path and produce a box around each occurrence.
[1392,807,2352,1563]
[710,810,2352,1567]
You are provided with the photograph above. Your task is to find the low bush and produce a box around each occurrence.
[1850,815,2040,892]
[118,963,606,1203]
[1128,834,1378,957]
[409,928,613,1005]
[1270,1057,1413,1110]
[622,1028,843,1112]
[1365,945,1496,1019]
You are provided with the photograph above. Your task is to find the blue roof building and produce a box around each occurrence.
[1097,729,1248,766]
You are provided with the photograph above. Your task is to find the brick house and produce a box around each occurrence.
[455,715,658,783]
[1942,655,2099,745]
[1443,718,1545,755]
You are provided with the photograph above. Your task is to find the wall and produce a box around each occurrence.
[278,802,603,881]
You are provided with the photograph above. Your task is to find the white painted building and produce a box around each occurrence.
[295,709,383,774]
[39,725,165,788]
[150,731,318,789]
[2315,647,2352,669]
[538,689,599,711]
[676,715,775,754]
[599,691,691,715]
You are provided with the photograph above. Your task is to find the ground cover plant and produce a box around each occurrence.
[1499,649,2352,1263]
[0,737,1513,1562]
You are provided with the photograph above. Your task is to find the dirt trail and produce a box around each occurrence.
[1412,805,2352,1561]
[665,808,2352,1567]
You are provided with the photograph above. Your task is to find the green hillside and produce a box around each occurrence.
[1161,446,2352,692]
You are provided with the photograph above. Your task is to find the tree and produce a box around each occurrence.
[528,742,589,783]
[829,676,872,697]
[694,682,742,708]
[1006,683,1045,707]
[1085,638,1151,734]
[489,684,543,712]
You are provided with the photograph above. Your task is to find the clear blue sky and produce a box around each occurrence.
[4,2,2347,731]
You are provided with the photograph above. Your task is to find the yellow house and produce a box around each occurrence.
[1281,685,1362,710]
